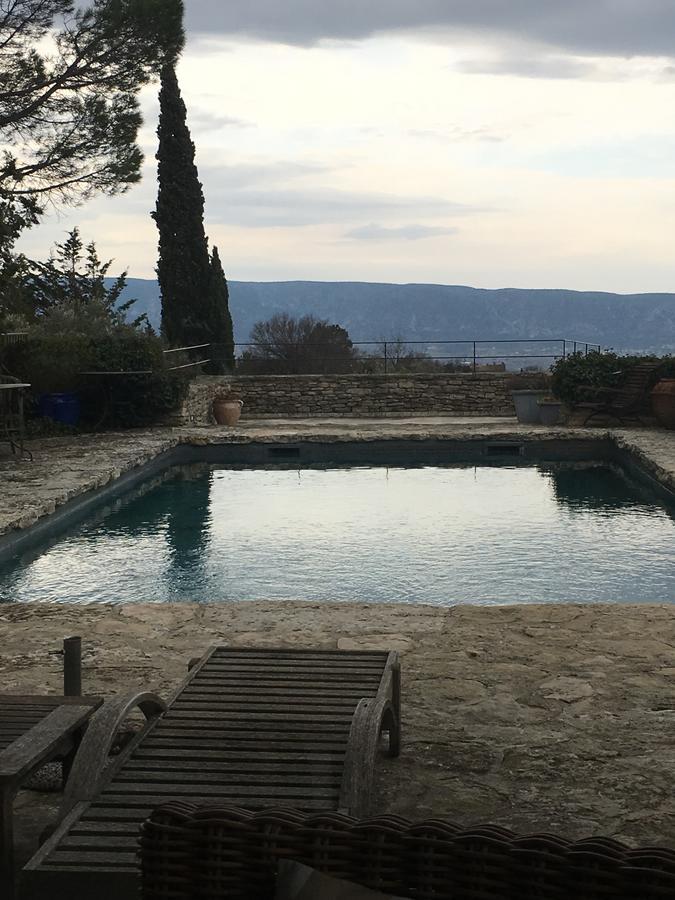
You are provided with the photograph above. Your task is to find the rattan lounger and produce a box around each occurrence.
[22,646,401,900]
[139,805,675,900]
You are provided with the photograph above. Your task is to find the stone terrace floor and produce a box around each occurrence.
[1,417,675,869]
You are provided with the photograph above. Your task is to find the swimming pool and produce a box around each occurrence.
[1,455,673,605]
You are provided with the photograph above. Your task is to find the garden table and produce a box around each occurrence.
[0,694,102,899]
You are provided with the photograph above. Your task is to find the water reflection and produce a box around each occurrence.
[1,463,674,605]
[164,467,212,596]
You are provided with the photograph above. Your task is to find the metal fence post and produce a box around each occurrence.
[473,342,476,374]
[384,342,388,375]
[562,340,566,360]
[63,636,82,696]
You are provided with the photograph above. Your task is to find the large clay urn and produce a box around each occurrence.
[651,379,675,429]
[213,396,243,426]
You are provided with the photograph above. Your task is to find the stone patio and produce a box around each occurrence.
[1,417,674,872]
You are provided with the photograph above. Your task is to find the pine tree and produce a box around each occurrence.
[153,64,211,348]
[153,65,235,374]
[208,247,235,373]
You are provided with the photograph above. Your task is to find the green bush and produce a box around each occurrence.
[4,334,92,393]
[4,332,188,429]
[550,351,675,404]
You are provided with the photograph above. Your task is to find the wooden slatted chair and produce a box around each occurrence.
[576,362,661,425]
[22,646,401,900]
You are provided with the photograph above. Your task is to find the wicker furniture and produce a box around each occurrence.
[139,804,675,900]
[577,362,661,425]
[0,694,102,899]
[22,647,401,900]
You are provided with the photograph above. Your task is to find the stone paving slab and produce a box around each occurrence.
[2,601,675,853]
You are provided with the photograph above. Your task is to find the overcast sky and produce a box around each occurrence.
[18,1,675,292]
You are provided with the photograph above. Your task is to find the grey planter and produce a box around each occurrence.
[511,390,548,424]
[538,401,563,426]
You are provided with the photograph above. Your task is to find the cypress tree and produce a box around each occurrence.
[208,246,235,373]
[153,65,234,373]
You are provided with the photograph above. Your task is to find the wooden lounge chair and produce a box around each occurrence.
[577,362,661,425]
[0,694,102,899]
[22,646,401,900]
[139,804,675,900]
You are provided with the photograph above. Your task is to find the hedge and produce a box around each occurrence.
[5,332,188,429]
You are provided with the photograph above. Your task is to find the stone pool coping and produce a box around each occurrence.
[0,418,673,538]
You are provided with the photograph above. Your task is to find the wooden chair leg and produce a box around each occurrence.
[1,789,16,900]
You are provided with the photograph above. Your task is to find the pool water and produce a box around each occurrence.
[1,463,674,605]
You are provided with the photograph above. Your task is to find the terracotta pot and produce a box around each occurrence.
[651,379,675,429]
[213,398,243,426]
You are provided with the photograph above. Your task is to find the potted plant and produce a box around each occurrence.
[507,372,551,424]
[212,390,243,426]
[537,395,564,426]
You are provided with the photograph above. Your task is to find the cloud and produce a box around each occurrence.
[184,1,675,59]
[187,110,253,131]
[205,185,480,228]
[200,160,332,189]
[196,163,484,228]
[344,223,460,240]
[455,55,601,80]
[408,127,506,143]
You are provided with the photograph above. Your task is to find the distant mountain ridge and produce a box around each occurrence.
[116,278,675,355]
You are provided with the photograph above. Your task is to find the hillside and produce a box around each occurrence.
[118,279,675,355]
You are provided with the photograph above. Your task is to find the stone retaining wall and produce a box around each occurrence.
[171,373,515,423]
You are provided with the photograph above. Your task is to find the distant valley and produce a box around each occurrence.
[118,279,675,356]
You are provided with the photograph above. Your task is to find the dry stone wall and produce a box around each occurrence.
[171,374,515,423]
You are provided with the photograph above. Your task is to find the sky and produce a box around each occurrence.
[17,0,675,292]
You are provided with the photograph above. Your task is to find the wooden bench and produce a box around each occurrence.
[0,694,102,898]
[22,646,401,900]
[139,805,675,900]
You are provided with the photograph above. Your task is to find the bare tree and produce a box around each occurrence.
[239,313,356,374]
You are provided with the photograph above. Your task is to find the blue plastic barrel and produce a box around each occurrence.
[38,392,81,426]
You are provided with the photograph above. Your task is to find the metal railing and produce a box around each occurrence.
[0,332,28,346]
[233,337,603,376]
[163,343,211,372]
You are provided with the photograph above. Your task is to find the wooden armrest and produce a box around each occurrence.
[61,690,166,815]
[339,654,401,817]
[0,705,96,786]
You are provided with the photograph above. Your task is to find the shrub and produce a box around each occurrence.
[4,332,187,429]
[550,351,675,404]
[4,334,92,393]
[82,333,188,428]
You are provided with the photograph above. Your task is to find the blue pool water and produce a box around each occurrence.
[1,463,674,605]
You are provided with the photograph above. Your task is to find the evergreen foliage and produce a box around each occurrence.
[207,246,235,373]
[0,0,184,223]
[153,65,235,374]
[551,351,675,403]
[28,227,148,333]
